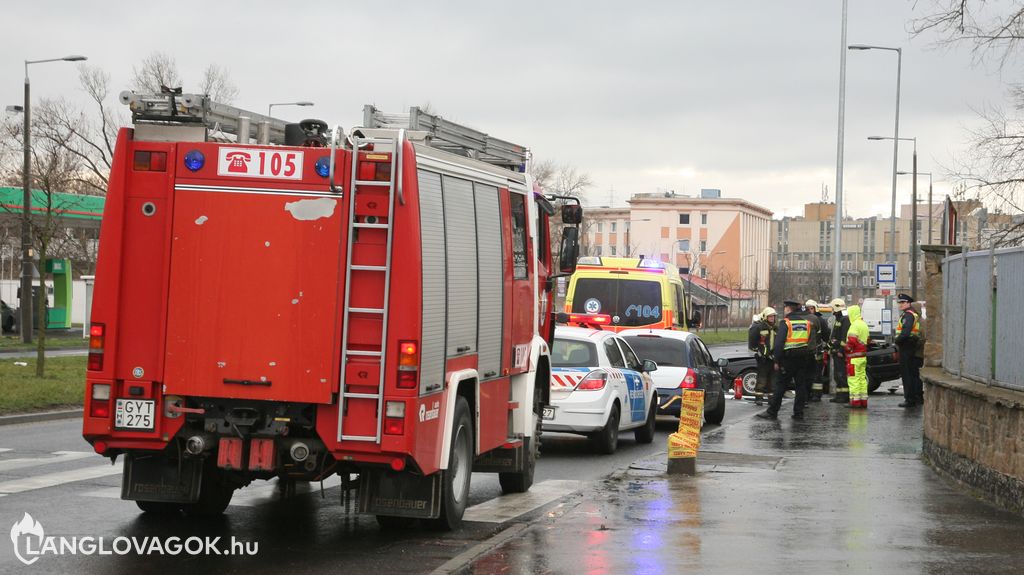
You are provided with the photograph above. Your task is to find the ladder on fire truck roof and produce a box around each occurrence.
[336,130,404,444]
[362,105,529,171]
[119,90,289,144]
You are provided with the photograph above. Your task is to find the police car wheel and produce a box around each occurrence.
[593,403,620,455]
[429,397,473,530]
[634,397,657,444]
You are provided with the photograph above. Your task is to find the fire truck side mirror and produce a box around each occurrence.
[561,204,583,225]
[559,227,579,275]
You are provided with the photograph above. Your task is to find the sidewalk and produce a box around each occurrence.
[467,394,1024,574]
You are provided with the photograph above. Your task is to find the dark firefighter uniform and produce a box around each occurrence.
[747,307,778,406]
[758,300,819,420]
[805,300,832,401]
[896,293,924,407]
[828,298,851,404]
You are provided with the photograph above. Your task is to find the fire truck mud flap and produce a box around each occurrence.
[473,442,525,473]
[358,468,441,519]
[122,452,203,504]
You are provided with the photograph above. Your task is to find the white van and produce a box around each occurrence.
[860,298,884,338]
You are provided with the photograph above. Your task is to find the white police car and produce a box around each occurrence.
[545,326,659,454]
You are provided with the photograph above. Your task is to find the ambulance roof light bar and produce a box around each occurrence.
[119,89,289,145]
[362,105,529,170]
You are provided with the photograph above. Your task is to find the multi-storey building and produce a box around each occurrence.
[582,189,772,311]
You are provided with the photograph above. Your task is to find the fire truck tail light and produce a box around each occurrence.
[397,340,419,389]
[133,151,167,172]
[384,401,405,435]
[357,160,391,182]
[576,372,608,391]
[90,384,111,418]
[385,401,405,418]
[88,324,105,371]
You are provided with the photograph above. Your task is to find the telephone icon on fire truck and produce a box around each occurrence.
[225,151,251,173]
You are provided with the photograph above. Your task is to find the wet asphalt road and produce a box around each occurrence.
[0,381,755,574]
[468,393,1024,575]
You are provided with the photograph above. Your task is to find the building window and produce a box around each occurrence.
[701,213,708,225]
[610,245,617,256]
[700,240,707,252]
[611,222,617,233]
[679,239,690,252]
[595,246,602,256]
[596,222,603,233]
[700,266,706,278]
[679,213,690,225]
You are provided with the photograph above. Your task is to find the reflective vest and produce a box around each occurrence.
[902,309,921,338]
[783,319,811,350]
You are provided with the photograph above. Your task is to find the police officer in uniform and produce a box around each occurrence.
[757,300,819,421]
[827,298,851,404]
[804,300,831,402]
[747,306,777,406]
[896,293,924,407]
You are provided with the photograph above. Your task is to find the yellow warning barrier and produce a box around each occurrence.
[668,390,704,461]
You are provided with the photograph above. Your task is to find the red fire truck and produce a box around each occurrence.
[82,92,582,529]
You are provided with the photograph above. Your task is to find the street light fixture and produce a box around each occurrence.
[267,101,314,116]
[20,54,87,343]
[851,44,902,311]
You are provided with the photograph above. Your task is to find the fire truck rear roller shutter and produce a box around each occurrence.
[475,182,503,379]
[443,175,478,357]
[418,170,446,394]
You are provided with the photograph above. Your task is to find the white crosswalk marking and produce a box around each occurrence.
[0,450,95,473]
[0,462,123,495]
[462,479,584,523]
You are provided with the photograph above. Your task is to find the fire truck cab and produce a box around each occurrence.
[82,93,581,529]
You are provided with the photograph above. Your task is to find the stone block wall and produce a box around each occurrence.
[921,244,961,367]
[923,368,1024,515]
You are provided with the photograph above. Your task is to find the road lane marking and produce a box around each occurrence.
[462,479,584,523]
[0,450,95,473]
[0,462,123,495]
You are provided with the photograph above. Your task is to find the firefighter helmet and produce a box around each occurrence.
[829,297,846,310]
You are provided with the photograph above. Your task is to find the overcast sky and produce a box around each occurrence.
[2,1,1015,218]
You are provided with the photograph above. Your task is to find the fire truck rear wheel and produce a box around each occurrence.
[135,500,181,515]
[183,465,235,517]
[498,384,542,494]
[429,396,473,530]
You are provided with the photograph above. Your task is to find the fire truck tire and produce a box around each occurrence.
[592,403,620,455]
[135,500,181,514]
[634,397,657,444]
[429,396,473,531]
[183,466,235,517]
[498,384,542,494]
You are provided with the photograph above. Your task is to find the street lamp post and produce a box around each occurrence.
[851,44,902,313]
[21,54,87,343]
[267,101,314,116]
[899,170,933,296]
[870,135,917,297]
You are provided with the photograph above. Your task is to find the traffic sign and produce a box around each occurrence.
[876,263,896,285]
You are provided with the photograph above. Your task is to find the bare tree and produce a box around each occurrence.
[198,64,239,104]
[532,158,594,261]
[131,52,182,93]
[912,1,1024,245]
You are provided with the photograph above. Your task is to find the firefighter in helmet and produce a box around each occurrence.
[845,304,870,408]
[828,298,851,404]
[747,306,777,406]
[757,300,818,420]
[804,299,831,402]
[895,293,924,407]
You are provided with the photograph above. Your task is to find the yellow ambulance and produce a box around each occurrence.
[564,257,696,332]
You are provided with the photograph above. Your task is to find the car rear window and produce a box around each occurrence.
[571,278,662,326]
[621,336,690,367]
[552,338,599,368]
